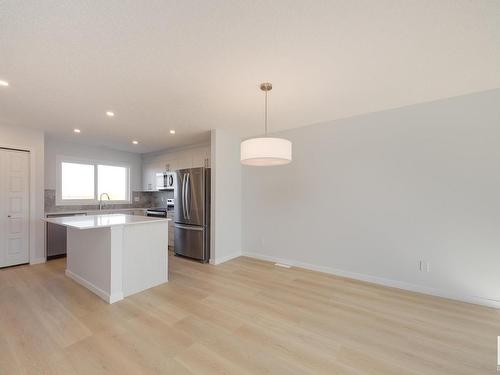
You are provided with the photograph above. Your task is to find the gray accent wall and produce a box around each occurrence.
[242,89,500,307]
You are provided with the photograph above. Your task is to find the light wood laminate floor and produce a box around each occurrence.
[0,253,499,374]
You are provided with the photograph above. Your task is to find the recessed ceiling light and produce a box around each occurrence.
[132,140,139,145]
[0,80,9,87]
[73,129,81,133]
[106,111,115,117]
[169,130,176,134]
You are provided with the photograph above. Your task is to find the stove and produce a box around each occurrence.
[146,199,174,217]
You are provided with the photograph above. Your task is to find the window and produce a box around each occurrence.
[61,162,95,200]
[57,157,130,205]
[98,165,127,201]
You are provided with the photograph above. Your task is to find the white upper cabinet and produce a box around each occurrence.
[191,148,210,168]
[164,158,178,172]
[176,155,191,170]
[142,161,157,191]
[141,145,210,191]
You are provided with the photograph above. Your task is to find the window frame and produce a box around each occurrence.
[56,156,131,206]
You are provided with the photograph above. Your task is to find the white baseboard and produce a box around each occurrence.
[242,252,500,309]
[30,258,46,265]
[65,269,123,304]
[210,252,242,265]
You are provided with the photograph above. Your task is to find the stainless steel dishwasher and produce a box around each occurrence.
[46,212,87,260]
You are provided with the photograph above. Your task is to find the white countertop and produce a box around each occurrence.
[45,208,148,216]
[43,214,170,230]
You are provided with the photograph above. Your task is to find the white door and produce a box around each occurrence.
[0,149,30,268]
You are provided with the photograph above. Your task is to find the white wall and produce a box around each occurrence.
[0,124,45,264]
[45,136,143,191]
[211,129,242,264]
[243,89,500,308]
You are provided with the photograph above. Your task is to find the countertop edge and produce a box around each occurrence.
[42,216,171,230]
[45,208,150,216]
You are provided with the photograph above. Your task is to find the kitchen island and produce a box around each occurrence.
[42,214,169,303]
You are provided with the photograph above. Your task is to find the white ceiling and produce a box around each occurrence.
[1,0,499,153]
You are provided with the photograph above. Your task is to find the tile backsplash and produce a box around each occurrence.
[44,189,174,213]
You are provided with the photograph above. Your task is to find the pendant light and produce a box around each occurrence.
[240,82,292,166]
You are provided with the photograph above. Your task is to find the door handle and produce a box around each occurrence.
[175,224,204,231]
[182,174,188,220]
[181,174,185,219]
[7,215,11,218]
[186,173,191,220]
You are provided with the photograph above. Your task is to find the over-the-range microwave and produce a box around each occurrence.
[156,172,176,190]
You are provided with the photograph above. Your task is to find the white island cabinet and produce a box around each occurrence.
[42,214,169,304]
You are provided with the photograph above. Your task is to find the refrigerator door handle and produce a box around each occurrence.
[182,173,187,220]
[186,173,191,220]
[185,173,190,220]
[175,223,204,231]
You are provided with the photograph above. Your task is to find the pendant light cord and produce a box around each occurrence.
[264,89,268,136]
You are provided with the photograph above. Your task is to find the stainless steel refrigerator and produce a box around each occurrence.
[174,167,211,262]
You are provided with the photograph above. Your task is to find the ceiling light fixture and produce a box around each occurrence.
[132,140,139,145]
[106,111,115,117]
[240,82,292,166]
[73,129,81,133]
[0,80,9,87]
[169,130,176,134]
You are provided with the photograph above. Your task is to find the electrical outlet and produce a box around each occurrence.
[134,196,140,202]
[419,260,430,272]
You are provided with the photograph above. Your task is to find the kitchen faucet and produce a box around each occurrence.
[99,193,111,210]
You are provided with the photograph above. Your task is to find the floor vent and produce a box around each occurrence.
[274,263,292,269]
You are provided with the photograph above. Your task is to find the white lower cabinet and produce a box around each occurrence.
[167,211,174,249]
